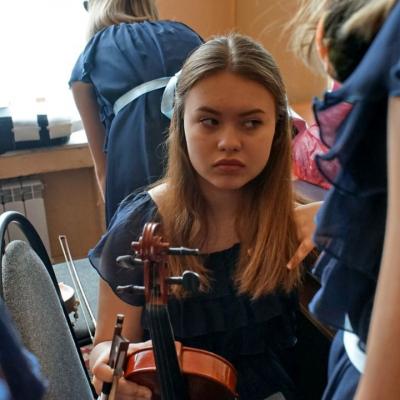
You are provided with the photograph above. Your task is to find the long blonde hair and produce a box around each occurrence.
[160,34,300,299]
[289,0,397,81]
[342,0,397,38]
[86,0,159,38]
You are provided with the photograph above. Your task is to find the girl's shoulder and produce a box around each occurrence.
[103,19,199,37]
[89,190,157,270]
[108,190,158,232]
[148,183,167,209]
[88,190,157,307]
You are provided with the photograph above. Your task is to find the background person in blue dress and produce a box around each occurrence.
[290,0,400,398]
[88,33,319,400]
[70,0,203,225]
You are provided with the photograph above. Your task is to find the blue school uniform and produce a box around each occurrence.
[69,21,202,225]
[310,2,400,398]
[89,191,299,400]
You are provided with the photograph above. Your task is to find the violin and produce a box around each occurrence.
[59,282,79,315]
[116,222,238,400]
[58,234,97,343]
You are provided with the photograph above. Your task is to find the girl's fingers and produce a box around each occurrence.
[91,341,153,399]
[91,375,103,395]
[117,377,152,399]
[93,374,152,399]
[287,239,314,270]
[92,361,114,393]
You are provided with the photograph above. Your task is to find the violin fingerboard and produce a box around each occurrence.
[146,305,187,400]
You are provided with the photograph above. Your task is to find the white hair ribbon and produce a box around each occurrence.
[161,70,181,120]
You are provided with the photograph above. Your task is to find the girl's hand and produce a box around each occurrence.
[91,341,153,400]
[287,201,322,270]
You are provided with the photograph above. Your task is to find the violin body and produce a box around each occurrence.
[125,341,238,400]
[58,282,79,314]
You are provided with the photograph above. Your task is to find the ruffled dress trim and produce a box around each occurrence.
[163,243,297,356]
[89,191,297,357]
[89,191,158,306]
[309,1,400,344]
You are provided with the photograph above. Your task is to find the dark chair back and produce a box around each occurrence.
[0,211,96,399]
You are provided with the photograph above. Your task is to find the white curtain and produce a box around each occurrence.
[0,0,88,120]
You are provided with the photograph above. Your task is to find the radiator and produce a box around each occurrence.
[0,178,51,257]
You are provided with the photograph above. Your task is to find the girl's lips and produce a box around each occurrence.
[213,159,245,167]
[213,159,245,172]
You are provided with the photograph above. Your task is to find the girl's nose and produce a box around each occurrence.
[217,129,242,152]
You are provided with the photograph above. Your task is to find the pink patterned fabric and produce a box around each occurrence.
[292,121,338,189]
[316,101,354,148]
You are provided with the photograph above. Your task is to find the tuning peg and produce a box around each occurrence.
[182,270,200,293]
[116,255,144,269]
[166,270,200,294]
[116,284,145,295]
[168,247,200,256]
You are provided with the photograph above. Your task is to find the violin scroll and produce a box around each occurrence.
[116,222,201,298]
[131,222,169,263]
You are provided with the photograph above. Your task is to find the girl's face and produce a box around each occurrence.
[183,71,277,195]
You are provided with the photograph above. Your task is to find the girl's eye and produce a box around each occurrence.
[243,119,262,129]
[200,118,219,127]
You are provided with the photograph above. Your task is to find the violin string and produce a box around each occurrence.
[149,224,171,400]
[158,261,174,399]
[153,260,174,399]
[153,237,175,398]
[145,223,183,399]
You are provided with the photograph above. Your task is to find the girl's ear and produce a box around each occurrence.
[315,17,330,71]
[315,16,336,84]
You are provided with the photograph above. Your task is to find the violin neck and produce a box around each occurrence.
[147,305,187,400]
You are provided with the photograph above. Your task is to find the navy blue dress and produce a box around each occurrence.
[70,21,202,224]
[89,191,299,400]
[309,2,400,398]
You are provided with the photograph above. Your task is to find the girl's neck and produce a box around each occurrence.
[149,182,242,253]
[198,179,242,218]
[200,189,242,254]
[204,190,241,230]
[204,191,241,219]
